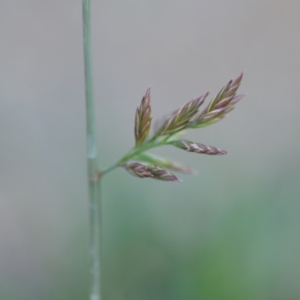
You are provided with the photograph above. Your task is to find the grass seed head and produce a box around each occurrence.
[121,73,245,182]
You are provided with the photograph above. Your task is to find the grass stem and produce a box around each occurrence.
[82,0,102,299]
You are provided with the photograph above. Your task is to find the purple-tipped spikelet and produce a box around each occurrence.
[170,140,227,155]
[146,165,181,182]
[124,162,153,178]
[124,162,181,182]
[134,87,152,145]
[190,73,244,128]
[154,92,209,136]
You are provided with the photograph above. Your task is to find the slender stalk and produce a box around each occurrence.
[82,1,102,299]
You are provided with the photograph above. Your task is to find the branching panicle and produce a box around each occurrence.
[101,72,245,182]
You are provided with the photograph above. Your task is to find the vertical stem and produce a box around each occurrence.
[82,1,102,300]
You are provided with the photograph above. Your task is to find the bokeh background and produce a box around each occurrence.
[1,1,300,299]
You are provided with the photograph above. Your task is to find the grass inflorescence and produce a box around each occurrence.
[101,73,245,182]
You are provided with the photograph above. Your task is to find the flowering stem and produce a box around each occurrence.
[82,0,102,299]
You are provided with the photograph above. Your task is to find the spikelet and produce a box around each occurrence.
[154,92,209,136]
[170,140,227,155]
[190,73,244,128]
[124,162,153,178]
[134,87,152,145]
[148,165,181,181]
[123,162,181,182]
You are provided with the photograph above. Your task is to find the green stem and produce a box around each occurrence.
[82,1,102,300]
[101,140,165,176]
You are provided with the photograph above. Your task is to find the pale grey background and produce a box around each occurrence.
[0,1,299,299]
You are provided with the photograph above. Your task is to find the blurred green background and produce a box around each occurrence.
[1,1,300,299]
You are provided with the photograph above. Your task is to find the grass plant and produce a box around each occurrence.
[82,1,244,299]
